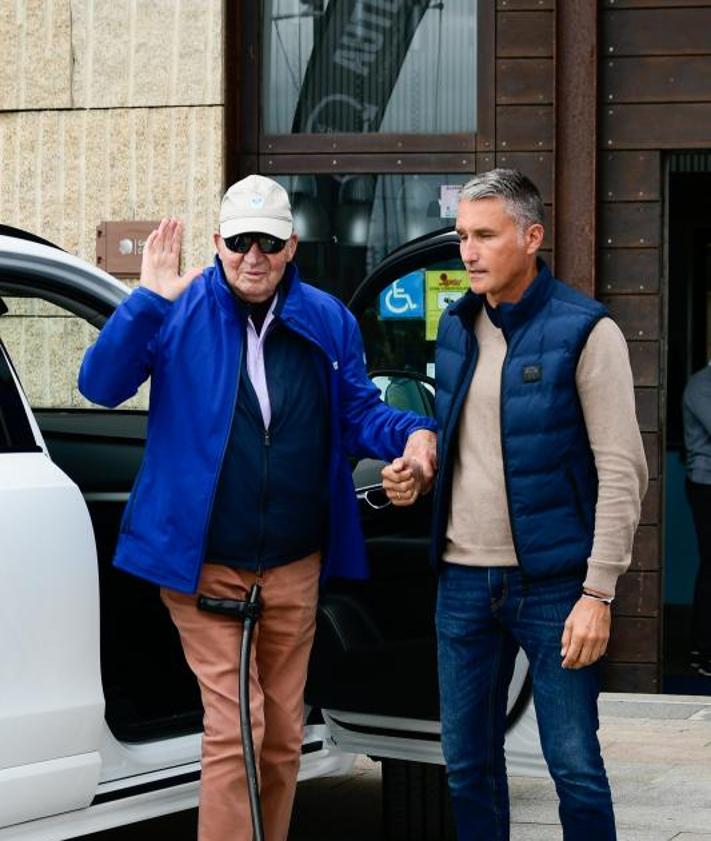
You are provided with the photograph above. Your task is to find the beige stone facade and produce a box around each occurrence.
[0,0,225,409]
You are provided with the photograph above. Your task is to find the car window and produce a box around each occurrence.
[360,256,464,380]
[0,343,39,452]
[0,296,148,410]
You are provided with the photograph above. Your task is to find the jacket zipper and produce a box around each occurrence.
[195,336,244,586]
[256,427,271,568]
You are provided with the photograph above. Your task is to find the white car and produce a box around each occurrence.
[0,226,542,840]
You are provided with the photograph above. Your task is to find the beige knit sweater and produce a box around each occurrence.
[443,309,648,596]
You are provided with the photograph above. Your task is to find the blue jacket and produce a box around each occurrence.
[431,262,607,581]
[78,259,436,594]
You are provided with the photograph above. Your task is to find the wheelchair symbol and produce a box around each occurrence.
[384,280,418,315]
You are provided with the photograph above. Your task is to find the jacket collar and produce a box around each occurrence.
[450,258,553,338]
[212,256,303,319]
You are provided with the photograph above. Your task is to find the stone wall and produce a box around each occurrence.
[0,0,224,409]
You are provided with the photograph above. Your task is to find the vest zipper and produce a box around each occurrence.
[499,345,529,592]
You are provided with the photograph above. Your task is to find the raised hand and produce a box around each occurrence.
[140,217,201,301]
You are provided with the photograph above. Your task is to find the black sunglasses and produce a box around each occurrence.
[223,232,287,255]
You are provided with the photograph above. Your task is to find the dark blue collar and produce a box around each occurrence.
[450,258,553,338]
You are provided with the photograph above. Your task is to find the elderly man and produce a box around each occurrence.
[385,169,647,841]
[79,174,436,841]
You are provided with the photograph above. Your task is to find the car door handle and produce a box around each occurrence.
[358,486,392,510]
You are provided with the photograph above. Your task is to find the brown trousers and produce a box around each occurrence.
[161,553,321,841]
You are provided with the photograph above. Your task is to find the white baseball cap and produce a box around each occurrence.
[219,174,293,240]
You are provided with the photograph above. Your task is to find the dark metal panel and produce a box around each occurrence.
[628,341,660,387]
[497,11,553,57]
[602,0,711,6]
[498,0,553,8]
[643,432,659,479]
[495,152,553,201]
[602,663,658,693]
[640,479,660,524]
[615,571,659,616]
[601,203,661,249]
[602,8,711,55]
[635,388,658,432]
[607,617,658,660]
[599,250,660,294]
[602,295,660,340]
[604,56,711,103]
[260,134,477,155]
[496,105,553,150]
[259,154,476,174]
[602,104,711,149]
[477,0,497,153]
[497,58,553,104]
[600,152,660,201]
[553,0,598,295]
[632,525,659,570]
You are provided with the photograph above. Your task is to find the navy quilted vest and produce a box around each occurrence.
[431,262,608,582]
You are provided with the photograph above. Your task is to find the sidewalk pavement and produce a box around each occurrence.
[291,692,711,841]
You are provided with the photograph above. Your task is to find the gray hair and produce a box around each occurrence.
[460,168,545,233]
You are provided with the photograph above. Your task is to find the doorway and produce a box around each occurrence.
[663,154,711,693]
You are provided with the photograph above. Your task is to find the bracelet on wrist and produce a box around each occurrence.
[582,591,614,605]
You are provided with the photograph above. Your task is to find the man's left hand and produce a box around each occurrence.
[381,429,437,506]
[560,597,611,669]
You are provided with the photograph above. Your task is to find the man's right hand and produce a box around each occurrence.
[140,217,201,301]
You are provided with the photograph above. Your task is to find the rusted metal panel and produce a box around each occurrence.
[607,617,658,660]
[497,105,553,150]
[497,11,553,57]
[635,388,658,432]
[554,0,598,296]
[602,663,658,693]
[600,204,660,249]
[632,525,659,570]
[604,56,711,103]
[640,479,660,524]
[602,8,711,56]
[495,152,553,201]
[628,341,660,387]
[259,153,476,174]
[615,571,660,616]
[600,152,660,202]
[497,58,553,104]
[599,249,660,294]
[602,296,660,340]
[602,104,711,149]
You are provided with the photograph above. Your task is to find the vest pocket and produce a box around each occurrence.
[565,465,590,531]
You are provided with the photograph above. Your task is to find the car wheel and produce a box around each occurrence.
[381,759,456,840]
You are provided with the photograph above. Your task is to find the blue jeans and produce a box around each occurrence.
[436,564,616,841]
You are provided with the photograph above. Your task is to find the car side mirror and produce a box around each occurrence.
[370,369,435,418]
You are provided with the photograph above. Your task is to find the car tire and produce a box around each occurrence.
[381,759,456,840]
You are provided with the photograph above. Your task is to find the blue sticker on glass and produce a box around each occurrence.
[379,270,425,319]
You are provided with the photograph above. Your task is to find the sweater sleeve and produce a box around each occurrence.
[576,317,649,596]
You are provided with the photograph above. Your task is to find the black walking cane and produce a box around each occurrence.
[197,583,264,841]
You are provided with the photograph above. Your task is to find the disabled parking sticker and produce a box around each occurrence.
[379,270,425,320]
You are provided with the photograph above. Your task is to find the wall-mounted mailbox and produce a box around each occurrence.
[96,221,161,276]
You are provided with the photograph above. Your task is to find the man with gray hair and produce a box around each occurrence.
[392,169,647,839]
